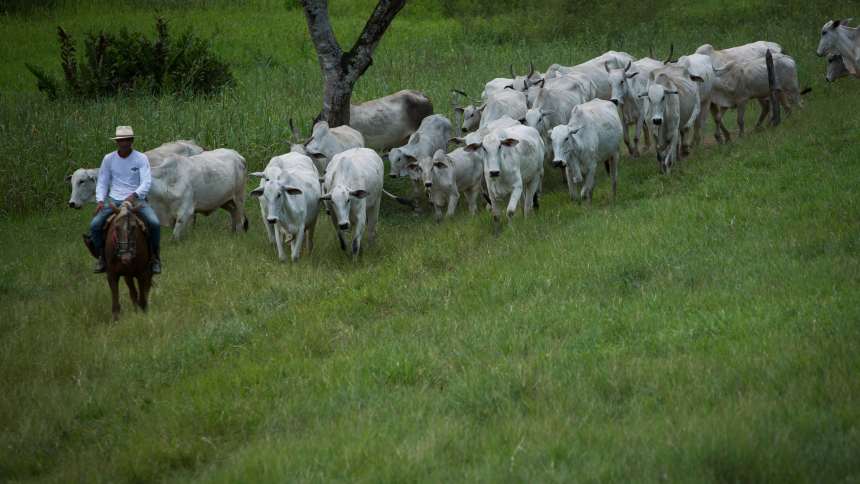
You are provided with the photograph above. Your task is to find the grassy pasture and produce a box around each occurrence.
[1,0,860,482]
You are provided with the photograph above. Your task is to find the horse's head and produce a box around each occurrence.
[108,201,146,266]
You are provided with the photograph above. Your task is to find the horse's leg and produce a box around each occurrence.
[138,274,151,312]
[108,273,121,321]
[124,275,139,309]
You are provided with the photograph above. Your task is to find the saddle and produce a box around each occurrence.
[82,210,148,260]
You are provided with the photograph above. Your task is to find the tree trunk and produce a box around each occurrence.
[300,0,406,127]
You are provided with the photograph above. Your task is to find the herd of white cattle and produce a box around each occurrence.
[66,19,857,263]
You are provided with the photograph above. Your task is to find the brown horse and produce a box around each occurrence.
[85,201,153,321]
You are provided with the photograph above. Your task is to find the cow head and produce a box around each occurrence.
[250,175,304,226]
[644,82,678,128]
[320,185,368,231]
[403,153,424,183]
[607,61,638,106]
[67,168,98,208]
[422,149,453,191]
[549,125,583,184]
[456,104,483,132]
[826,54,849,82]
[818,19,852,57]
[469,132,518,179]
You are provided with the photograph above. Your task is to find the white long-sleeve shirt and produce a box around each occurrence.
[95,150,152,203]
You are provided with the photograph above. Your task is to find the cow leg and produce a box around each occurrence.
[622,120,635,158]
[274,225,287,262]
[779,91,792,117]
[259,200,275,244]
[411,180,424,214]
[755,99,770,129]
[305,222,315,255]
[366,203,379,247]
[329,209,347,251]
[108,273,121,322]
[446,192,460,218]
[172,205,194,240]
[737,101,747,137]
[124,275,139,308]
[581,167,596,205]
[290,224,305,263]
[694,103,708,147]
[711,104,732,144]
[610,153,619,199]
[466,186,479,215]
[564,166,577,202]
[633,118,643,157]
[642,119,652,149]
[490,200,502,237]
[506,183,523,221]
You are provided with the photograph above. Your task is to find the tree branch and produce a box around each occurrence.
[299,0,343,72]
[344,0,406,81]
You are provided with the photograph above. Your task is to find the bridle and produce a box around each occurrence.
[111,201,138,260]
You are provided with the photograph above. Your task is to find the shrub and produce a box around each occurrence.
[25,16,233,99]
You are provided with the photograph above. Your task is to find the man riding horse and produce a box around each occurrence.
[90,126,162,274]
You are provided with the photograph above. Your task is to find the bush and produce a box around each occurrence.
[26,16,233,99]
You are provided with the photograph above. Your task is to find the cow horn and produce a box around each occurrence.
[625,60,632,73]
[528,61,535,78]
[604,61,611,73]
[664,43,674,64]
[649,45,654,59]
[509,64,515,79]
[288,118,301,142]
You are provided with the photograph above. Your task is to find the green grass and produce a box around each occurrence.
[1,0,860,482]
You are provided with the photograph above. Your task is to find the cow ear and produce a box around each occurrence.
[250,187,264,198]
[476,104,486,112]
[319,193,331,201]
[407,162,419,169]
[503,84,515,90]
[464,143,482,152]
[454,107,464,113]
[832,19,841,28]
[500,138,519,147]
[537,78,545,88]
[665,90,679,95]
[638,93,649,98]
[284,187,303,196]
[449,137,465,146]
[250,171,265,178]
[65,174,72,182]
[350,189,369,199]
[433,161,448,169]
[690,75,704,83]
[627,71,639,78]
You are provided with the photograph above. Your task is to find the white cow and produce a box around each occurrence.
[525,84,591,164]
[388,114,453,178]
[675,53,716,147]
[544,51,637,100]
[321,147,384,259]
[605,60,659,157]
[817,19,860,77]
[66,139,205,209]
[303,121,364,175]
[456,88,527,133]
[826,54,851,82]
[695,41,783,69]
[526,72,599,108]
[645,66,702,174]
[550,99,622,203]
[480,63,542,100]
[710,53,808,139]
[249,152,320,262]
[465,124,544,234]
[145,140,204,166]
[417,148,483,222]
[149,149,248,239]
[349,90,434,151]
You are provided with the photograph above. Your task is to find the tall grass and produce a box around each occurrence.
[1,0,859,482]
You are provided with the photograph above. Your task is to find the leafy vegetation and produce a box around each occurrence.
[25,16,233,101]
[0,0,858,482]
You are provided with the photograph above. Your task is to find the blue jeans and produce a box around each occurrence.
[90,198,160,256]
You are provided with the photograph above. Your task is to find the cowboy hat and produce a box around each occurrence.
[111,126,135,140]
